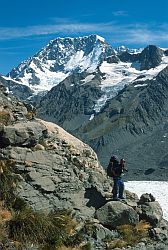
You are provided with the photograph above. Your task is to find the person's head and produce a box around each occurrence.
[111,155,119,161]
[120,158,125,166]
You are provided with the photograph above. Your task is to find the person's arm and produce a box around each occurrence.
[123,164,128,172]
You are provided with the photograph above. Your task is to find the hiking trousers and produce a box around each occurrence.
[112,176,124,199]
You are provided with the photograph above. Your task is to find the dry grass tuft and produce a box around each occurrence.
[0,159,82,250]
[0,209,12,222]
[107,239,127,249]
[25,111,36,120]
[135,220,151,232]
[107,221,151,249]
[58,247,81,250]
[8,207,77,249]
[0,160,19,208]
[0,110,11,125]
[117,221,150,246]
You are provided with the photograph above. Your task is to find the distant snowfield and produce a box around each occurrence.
[125,181,168,220]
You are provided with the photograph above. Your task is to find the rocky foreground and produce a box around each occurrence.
[1,81,168,249]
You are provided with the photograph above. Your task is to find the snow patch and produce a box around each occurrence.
[89,114,95,120]
[96,35,105,42]
[2,76,23,85]
[134,83,148,88]
[81,74,95,84]
[65,50,85,71]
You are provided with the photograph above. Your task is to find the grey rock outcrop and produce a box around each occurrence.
[106,55,120,63]
[0,121,47,148]
[139,45,163,70]
[138,195,163,227]
[139,193,156,203]
[0,75,33,101]
[140,201,163,227]
[0,117,110,219]
[0,78,28,125]
[96,201,139,228]
[91,223,118,241]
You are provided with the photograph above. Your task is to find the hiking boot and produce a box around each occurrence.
[118,196,125,200]
[112,197,119,201]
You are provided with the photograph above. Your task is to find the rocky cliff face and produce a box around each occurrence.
[0,78,28,124]
[0,118,110,219]
[37,71,103,131]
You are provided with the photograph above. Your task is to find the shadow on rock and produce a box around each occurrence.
[84,186,106,209]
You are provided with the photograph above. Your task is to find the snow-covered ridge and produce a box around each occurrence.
[94,54,168,112]
[114,45,143,55]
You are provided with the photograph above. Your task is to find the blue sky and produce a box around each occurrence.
[0,0,167,74]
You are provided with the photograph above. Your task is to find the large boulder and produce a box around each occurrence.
[96,201,139,228]
[139,201,163,227]
[0,118,110,220]
[137,193,163,227]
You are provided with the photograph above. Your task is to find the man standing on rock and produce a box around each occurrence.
[108,156,127,200]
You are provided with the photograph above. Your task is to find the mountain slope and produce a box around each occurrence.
[75,66,168,180]
[37,44,168,133]
[37,43,168,120]
[37,71,103,131]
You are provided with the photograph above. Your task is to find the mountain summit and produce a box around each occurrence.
[7,34,115,93]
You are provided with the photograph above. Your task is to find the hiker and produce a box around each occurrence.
[108,155,127,200]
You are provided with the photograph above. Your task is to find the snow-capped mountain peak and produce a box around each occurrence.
[6,35,168,110]
[7,34,114,94]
